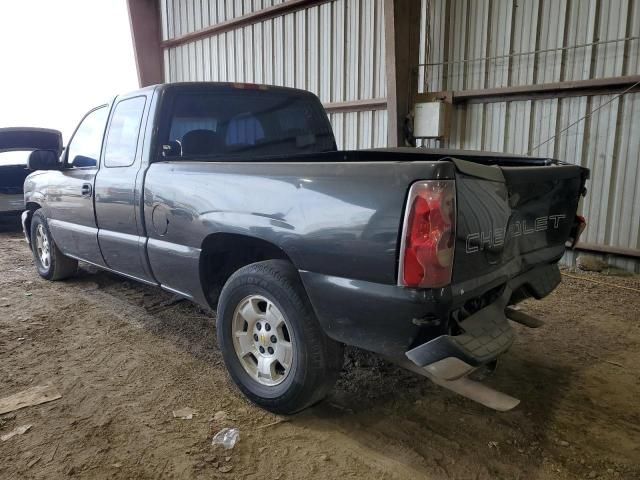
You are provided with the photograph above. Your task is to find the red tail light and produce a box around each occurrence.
[566,214,587,248]
[399,180,456,288]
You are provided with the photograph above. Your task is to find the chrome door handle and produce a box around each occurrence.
[81,183,93,197]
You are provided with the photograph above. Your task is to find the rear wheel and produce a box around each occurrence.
[217,260,343,414]
[30,210,78,280]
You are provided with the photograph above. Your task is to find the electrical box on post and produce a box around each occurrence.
[413,92,452,139]
[413,101,451,139]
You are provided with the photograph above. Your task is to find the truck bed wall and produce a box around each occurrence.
[142,159,456,303]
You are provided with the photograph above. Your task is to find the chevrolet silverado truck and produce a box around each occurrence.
[11,82,588,414]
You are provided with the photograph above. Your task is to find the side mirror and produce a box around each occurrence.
[27,149,60,170]
[71,155,97,168]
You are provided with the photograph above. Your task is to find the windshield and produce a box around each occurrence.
[163,90,336,159]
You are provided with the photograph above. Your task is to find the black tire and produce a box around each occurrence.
[217,260,343,414]
[30,210,78,281]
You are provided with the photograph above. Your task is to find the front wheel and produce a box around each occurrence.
[217,260,343,414]
[30,210,78,281]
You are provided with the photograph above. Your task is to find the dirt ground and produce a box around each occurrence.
[0,219,639,480]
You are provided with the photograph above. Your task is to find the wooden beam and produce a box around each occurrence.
[323,98,387,113]
[127,0,164,87]
[161,0,331,49]
[384,0,421,147]
[449,75,640,104]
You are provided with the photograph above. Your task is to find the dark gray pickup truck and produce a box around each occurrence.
[9,82,588,414]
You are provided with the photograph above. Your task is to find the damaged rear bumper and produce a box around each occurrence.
[406,296,514,380]
[399,264,558,410]
[405,263,559,378]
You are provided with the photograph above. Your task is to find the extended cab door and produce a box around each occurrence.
[46,106,109,266]
[93,93,156,283]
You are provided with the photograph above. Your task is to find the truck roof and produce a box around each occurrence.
[123,82,318,99]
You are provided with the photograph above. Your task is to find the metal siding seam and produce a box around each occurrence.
[295,9,306,89]
[361,0,373,101]
[202,36,211,80]
[345,0,359,101]
[195,40,203,80]
[163,49,170,81]
[254,22,263,83]
[235,28,244,81]
[210,0,218,22]
[332,0,345,102]
[284,13,295,87]
[319,3,331,102]
[187,42,196,79]
[263,19,273,85]
[194,0,202,31]
[331,112,343,149]
[201,0,210,29]
[186,0,194,34]
[375,0,386,98]
[274,16,284,86]
[306,6,316,94]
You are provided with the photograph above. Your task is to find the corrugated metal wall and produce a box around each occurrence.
[157,0,638,270]
[159,0,388,149]
[420,0,640,271]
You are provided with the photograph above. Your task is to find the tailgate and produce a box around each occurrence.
[453,159,587,284]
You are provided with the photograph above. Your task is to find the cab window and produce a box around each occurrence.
[66,106,109,168]
[104,96,147,168]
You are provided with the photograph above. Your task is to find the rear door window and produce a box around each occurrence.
[104,96,146,168]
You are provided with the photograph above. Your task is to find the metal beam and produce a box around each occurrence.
[438,75,640,105]
[160,0,331,49]
[574,242,640,259]
[384,0,421,147]
[127,0,164,87]
[323,99,387,114]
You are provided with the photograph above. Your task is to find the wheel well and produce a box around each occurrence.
[200,233,294,308]
[23,202,42,242]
